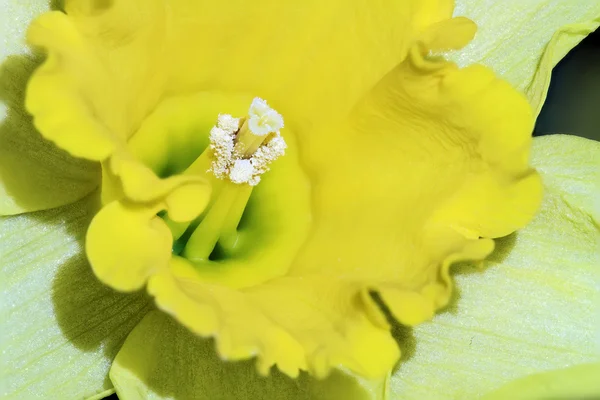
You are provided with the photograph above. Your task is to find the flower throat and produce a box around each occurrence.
[167,98,287,262]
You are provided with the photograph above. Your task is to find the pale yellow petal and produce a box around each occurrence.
[452,0,600,114]
[0,193,151,399]
[390,135,599,399]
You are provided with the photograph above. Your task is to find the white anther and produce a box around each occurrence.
[247,98,284,136]
[217,114,241,134]
[250,133,287,178]
[208,98,286,185]
[209,127,235,179]
[229,159,255,184]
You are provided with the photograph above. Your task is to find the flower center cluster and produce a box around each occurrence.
[179,98,287,262]
[209,98,286,186]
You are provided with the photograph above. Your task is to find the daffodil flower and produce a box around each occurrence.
[22,0,549,379]
[0,1,598,400]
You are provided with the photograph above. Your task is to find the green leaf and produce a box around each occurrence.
[110,311,388,400]
[389,135,600,399]
[452,0,600,114]
[0,192,152,399]
[0,0,99,215]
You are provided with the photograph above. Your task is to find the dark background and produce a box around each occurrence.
[534,28,600,141]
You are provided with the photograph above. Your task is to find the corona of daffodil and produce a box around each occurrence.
[1,1,599,399]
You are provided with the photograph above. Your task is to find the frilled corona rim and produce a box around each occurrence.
[24,0,541,379]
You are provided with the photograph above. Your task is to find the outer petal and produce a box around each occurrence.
[482,364,600,400]
[451,0,600,114]
[0,0,98,215]
[389,135,600,399]
[0,192,151,399]
[110,311,389,400]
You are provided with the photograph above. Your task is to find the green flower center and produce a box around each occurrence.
[131,92,311,288]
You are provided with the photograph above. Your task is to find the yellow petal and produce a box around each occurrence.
[107,153,211,221]
[390,135,599,399]
[160,0,454,126]
[110,311,389,400]
[23,0,544,381]
[149,262,400,379]
[87,174,210,292]
[26,1,167,160]
[294,23,541,326]
[0,192,150,399]
[22,2,224,215]
[25,0,454,163]
[86,200,173,292]
[451,0,600,114]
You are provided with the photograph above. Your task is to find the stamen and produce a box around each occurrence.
[209,97,286,186]
[182,97,286,261]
